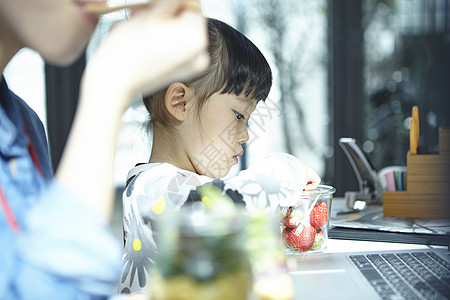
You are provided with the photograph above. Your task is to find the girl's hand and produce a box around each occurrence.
[304,167,321,191]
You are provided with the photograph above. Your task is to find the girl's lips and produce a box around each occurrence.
[233,151,244,165]
[76,1,103,27]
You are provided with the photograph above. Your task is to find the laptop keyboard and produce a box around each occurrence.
[349,252,450,299]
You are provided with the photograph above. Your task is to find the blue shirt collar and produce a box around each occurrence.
[0,78,28,157]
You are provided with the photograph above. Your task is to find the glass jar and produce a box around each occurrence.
[150,203,252,300]
[280,185,336,254]
[246,209,294,300]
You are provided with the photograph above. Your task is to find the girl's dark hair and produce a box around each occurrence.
[144,18,272,128]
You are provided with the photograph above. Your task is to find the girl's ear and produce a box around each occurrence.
[164,82,190,121]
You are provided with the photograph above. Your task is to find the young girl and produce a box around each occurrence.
[118,18,321,294]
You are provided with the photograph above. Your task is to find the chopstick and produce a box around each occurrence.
[85,0,201,16]
[85,2,149,15]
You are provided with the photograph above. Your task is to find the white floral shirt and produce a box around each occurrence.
[117,153,310,294]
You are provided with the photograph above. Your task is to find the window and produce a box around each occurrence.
[363,0,450,170]
[329,0,450,196]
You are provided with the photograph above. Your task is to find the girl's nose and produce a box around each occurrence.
[237,125,249,144]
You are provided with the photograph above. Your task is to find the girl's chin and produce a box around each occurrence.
[203,167,232,179]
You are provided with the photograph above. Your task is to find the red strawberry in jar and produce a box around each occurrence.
[311,230,325,250]
[285,223,316,252]
[282,206,303,229]
[310,201,328,230]
[281,227,292,247]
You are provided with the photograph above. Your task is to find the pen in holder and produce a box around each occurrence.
[382,126,450,218]
[382,106,450,218]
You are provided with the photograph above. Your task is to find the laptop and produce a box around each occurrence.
[289,248,450,299]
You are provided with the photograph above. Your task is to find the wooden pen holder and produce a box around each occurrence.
[383,128,450,218]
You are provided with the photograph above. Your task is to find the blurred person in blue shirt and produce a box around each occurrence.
[0,0,208,299]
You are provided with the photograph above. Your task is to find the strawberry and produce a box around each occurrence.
[282,207,295,228]
[310,201,328,229]
[286,223,316,252]
[281,227,292,246]
[311,230,324,250]
[283,206,303,229]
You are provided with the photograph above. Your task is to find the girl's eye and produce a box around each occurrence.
[234,111,244,120]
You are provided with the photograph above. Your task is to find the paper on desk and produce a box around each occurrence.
[331,213,450,236]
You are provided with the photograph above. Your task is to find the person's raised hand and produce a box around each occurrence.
[304,167,321,191]
[57,0,208,220]
[82,0,209,110]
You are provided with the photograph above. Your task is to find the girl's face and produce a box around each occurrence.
[0,0,104,65]
[183,91,258,178]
